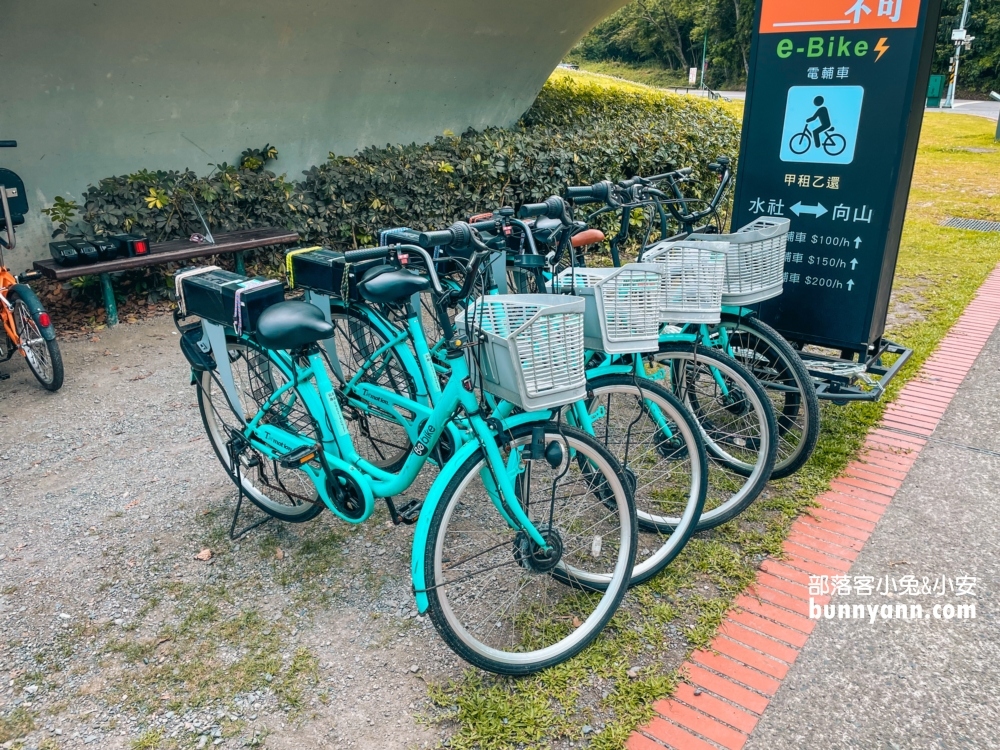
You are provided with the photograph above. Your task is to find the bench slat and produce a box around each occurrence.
[33,227,299,281]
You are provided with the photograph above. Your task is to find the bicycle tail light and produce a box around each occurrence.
[37,312,51,328]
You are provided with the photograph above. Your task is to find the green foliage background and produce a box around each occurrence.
[64,76,739,267]
[574,0,1000,94]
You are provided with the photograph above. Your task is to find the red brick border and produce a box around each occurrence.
[628,266,1000,750]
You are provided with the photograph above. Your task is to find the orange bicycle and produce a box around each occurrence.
[1,140,63,390]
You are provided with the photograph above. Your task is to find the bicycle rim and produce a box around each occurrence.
[12,298,60,389]
[652,344,777,529]
[327,305,415,471]
[718,315,820,478]
[197,340,322,522]
[424,425,636,674]
[582,375,707,585]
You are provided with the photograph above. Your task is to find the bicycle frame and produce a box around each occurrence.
[201,314,557,612]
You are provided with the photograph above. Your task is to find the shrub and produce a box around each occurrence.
[53,74,740,300]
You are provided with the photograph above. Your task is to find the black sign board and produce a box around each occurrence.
[732,0,942,353]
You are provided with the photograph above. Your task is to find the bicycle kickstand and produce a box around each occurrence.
[227,439,271,541]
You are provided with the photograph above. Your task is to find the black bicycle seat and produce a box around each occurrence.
[254,300,334,350]
[357,265,430,303]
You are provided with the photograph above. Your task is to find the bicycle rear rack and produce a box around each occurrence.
[798,338,912,404]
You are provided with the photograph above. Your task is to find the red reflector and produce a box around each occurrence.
[133,239,149,254]
[37,312,51,328]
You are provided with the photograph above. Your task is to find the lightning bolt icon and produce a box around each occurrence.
[875,37,890,62]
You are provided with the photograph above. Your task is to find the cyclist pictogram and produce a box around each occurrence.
[788,97,848,156]
[779,86,864,165]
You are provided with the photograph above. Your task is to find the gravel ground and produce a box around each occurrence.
[0,315,467,750]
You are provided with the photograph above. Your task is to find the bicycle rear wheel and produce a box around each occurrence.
[716,314,820,478]
[326,303,415,472]
[652,343,777,530]
[423,424,636,675]
[197,338,323,523]
[580,374,707,587]
[9,288,63,391]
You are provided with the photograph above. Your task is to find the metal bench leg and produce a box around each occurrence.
[100,273,118,327]
[234,251,246,275]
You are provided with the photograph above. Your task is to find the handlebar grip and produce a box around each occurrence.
[469,217,499,232]
[565,186,597,201]
[517,195,566,220]
[517,202,549,218]
[344,246,391,262]
[416,229,455,248]
[0,141,16,148]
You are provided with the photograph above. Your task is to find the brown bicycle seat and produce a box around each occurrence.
[571,229,606,248]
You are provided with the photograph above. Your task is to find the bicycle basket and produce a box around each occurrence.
[688,217,790,305]
[550,264,664,353]
[642,240,729,324]
[456,294,587,411]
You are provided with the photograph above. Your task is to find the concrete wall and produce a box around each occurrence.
[1,0,626,270]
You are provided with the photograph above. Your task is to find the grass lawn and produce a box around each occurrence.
[426,95,1000,747]
[563,59,708,91]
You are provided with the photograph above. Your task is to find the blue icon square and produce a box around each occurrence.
[779,86,864,165]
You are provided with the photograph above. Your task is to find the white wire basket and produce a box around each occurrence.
[550,264,664,353]
[456,294,587,411]
[687,217,791,305]
[642,240,730,324]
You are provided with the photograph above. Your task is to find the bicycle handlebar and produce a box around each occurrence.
[0,141,16,148]
[344,246,392,263]
[516,195,569,221]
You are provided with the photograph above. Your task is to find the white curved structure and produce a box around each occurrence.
[3,0,626,265]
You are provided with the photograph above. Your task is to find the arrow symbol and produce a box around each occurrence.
[790,202,828,218]
[854,237,862,249]
[850,258,858,270]
[847,279,855,291]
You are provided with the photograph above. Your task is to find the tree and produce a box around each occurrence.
[577,0,999,93]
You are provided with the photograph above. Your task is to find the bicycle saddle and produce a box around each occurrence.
[254,300,334,350]
[571,228,605,248]
[357,265,430,303]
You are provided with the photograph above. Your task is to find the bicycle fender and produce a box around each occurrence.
[410,436,483,613]
[586,364,634,379]
[10,284,56,341]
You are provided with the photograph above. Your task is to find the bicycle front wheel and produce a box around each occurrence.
[824,133,847,156]
[717,314,820,478]
[653,343,778,530]
[9,288,63,391]
[581,374,707,587]
[423,424,636,675]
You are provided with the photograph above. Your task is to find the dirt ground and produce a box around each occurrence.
[0,316,467,750]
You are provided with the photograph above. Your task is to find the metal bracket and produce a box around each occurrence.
[203,321,245,421]
[802,339,913,403]
[189,196,216,245]
[303,291,346,385]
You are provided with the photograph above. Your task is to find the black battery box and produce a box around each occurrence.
[49,241,80,266]
[91,237,122,261]
[178,268,284,334]
[70,241,100,263]
[286,247,382,300]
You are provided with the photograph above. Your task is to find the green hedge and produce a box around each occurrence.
[61,75,739,278]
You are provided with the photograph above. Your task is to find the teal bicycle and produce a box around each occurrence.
[290,223,709,588]
[563,163,821,480]
[175,239,638,674]
[478,200,778,531]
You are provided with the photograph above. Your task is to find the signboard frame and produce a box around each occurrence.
[733,0,944,356]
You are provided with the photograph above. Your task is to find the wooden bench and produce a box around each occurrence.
[33,227,299,325]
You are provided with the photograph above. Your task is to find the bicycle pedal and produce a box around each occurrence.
[385,497,423,525]
[278,444,319,469]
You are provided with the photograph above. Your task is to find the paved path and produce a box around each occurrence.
[746,276,1000,749]
[629,266,1000,749]
[932,99,1000,122]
